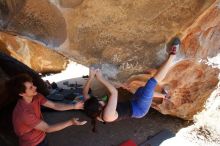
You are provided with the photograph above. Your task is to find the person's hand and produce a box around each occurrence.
[71,118,87,126]
[95,69,103,79]
[73,101,84,110]
[89,67,96,79]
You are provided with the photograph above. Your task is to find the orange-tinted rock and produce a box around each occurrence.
[0,0,67,47]
[126,60,219,120]
[0,32,68,73]
[0,0,217,78]
[0,0,219,120]
[60,0,84,8]
[120,1,220,120]
[55,0,215,77]
[182,1,220,59]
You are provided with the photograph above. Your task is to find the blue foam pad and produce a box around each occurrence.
[139,129,175,146]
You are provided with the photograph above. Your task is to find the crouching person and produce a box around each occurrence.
[6,74,86,146]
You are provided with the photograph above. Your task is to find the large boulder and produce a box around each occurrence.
[60,0,84,8]
[54,0,215,79]
[153,1,220,119]
[0,32,68,73]
[0,0,217,78]
[0,0,25,28]
[0,0,217,76]
[122,1,220,120]
[0,0,67,47]
[126,60,219,120]
[0,0,220,120]
[182,1,220,59]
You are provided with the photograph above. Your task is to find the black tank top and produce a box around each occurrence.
[101,100,132,122]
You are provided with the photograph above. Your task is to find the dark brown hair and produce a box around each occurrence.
[6,74,33,98]
[84,97,102,132]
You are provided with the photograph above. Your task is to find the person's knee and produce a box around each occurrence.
[131,107,147,118]
[147,78,158,86]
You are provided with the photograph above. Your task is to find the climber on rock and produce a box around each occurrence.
[82,38,181,132]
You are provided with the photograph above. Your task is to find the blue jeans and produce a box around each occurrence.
[37,138,49,146]
[131,78,157,118]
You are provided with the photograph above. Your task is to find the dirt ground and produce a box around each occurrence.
[0,104,190,146]
[43,108,190,146]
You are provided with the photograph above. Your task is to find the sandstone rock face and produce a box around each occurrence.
[0,32,68,73]
[157,1,220,119]
[123,1,220,120]
[0,0,219,120]
[0,0,216,77]
[57,0,218,120]
[182,1,220,59]
[163,61,219,120]
[60,0,84,8]
[56,0,215,79]
[126,60,219,120]
[0,0,67,47]
[0,0,25,28]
